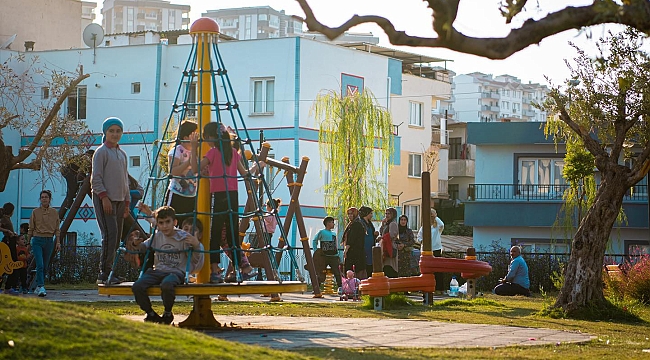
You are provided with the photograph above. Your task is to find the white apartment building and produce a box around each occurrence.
[202,6,303,40]
[101,0,190,34]
[451,72,549,123]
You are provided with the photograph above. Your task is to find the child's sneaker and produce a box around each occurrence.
[210,273,224,284]
[161,312,174,325]
[3,288,20,296]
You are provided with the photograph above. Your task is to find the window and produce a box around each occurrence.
[252,78,274,114]
[449,137,462,159]
[409,101,423,126]
[408,153,422,177]
[67,86,87,120]
[519,157,566,194]
[403,205,420,230]
[258,14,268,21]
[449,184,459,200]
[130,156,140,167]
[41,87,49,99]
[244,15,252,39]
[514,239,570,254]
[131,82,140,94]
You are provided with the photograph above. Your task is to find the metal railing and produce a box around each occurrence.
[468,184,648,201]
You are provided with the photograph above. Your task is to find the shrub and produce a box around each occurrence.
[624,254,650,304]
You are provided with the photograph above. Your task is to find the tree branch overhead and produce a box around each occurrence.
[296,0,650,59]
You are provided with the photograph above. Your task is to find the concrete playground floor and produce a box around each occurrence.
[44,289,594,350]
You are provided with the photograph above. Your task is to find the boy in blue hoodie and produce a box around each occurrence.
[131,206,203,324]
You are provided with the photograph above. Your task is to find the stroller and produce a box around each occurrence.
[338,267,361,301]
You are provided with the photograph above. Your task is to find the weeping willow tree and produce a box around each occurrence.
[543,28,650,312]
[313,89,394,221]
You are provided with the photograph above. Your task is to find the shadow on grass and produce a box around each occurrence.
[539,298,645,323]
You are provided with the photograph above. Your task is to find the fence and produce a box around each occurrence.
[468,184,648,201]
[47,246,642,293]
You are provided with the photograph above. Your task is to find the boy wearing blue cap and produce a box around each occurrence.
[91,117,130,284]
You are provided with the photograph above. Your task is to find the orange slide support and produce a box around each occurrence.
[360,255,492,296]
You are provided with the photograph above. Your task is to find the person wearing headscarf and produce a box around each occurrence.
[397,214,417,277]
[341,207,358,249]
[379,207,399,278]
[344,206,371,279]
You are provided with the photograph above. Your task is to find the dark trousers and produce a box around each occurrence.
[321,255,342,288]
[167,192,195,226]
[2,236,17,290]
[132,269,183,313]
[494,282,531,296]
[15,268,27,290]
[210,191,240,266]
[433,249,444,291]
[60,173,79,220]
[93,195,125,277]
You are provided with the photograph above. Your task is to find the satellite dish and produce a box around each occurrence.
[83,23,104,48]
[0,34,17,50]
[83,23,104,64]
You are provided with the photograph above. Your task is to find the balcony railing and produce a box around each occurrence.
[467,184,648,201]
[522,109,536,117]
[481,92,500,100]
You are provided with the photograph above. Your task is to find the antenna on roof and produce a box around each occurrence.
[83,23,105,64]
[0,34,17,50]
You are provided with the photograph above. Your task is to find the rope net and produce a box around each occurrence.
[116,33,305,285]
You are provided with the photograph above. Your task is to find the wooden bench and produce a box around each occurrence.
[604,264,624,280]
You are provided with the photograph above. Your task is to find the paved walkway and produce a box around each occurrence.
[43,289,593,349]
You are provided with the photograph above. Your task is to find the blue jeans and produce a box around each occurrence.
[132,269,183,313]
[31,236,54,287]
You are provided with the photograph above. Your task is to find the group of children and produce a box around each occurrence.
[1,189,63,297]
[0,207,32,295]
[92,117,280,324]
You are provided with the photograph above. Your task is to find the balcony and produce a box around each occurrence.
[522,109,536,117]
[467,184,648,201]
[431,128,450,145]
[449,159,475,177]
[481,92,500,100]
[481,105,500,112]
[523,98,532,105]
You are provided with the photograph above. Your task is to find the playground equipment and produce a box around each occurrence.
[96,18,322,328]
[359,171,492,309]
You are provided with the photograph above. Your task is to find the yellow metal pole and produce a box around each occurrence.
[194,24,216,285]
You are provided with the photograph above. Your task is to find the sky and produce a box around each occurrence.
[97,0,614,86]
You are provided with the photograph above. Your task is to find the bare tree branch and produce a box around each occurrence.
[296,0,650,59]
[13,71,89,165]
[12,161,41,171]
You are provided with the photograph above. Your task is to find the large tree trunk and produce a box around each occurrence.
[0,141,14,192]
[555,168,629,312]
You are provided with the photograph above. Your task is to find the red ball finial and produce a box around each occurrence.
[190,18,220,34]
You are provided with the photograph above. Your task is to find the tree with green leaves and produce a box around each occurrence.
[543,28,650,312]
[313,89,394,221]
[0,54,90,192]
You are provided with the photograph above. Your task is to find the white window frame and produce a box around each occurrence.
[408,153,422,178]
[409,101,423,127]
[518,157,566,195]
[66,85,87,120]
[251,77,275,115]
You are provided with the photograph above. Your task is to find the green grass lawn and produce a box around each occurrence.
[2,293,649,359]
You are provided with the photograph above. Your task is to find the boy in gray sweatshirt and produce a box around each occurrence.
[131,206,203,324]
